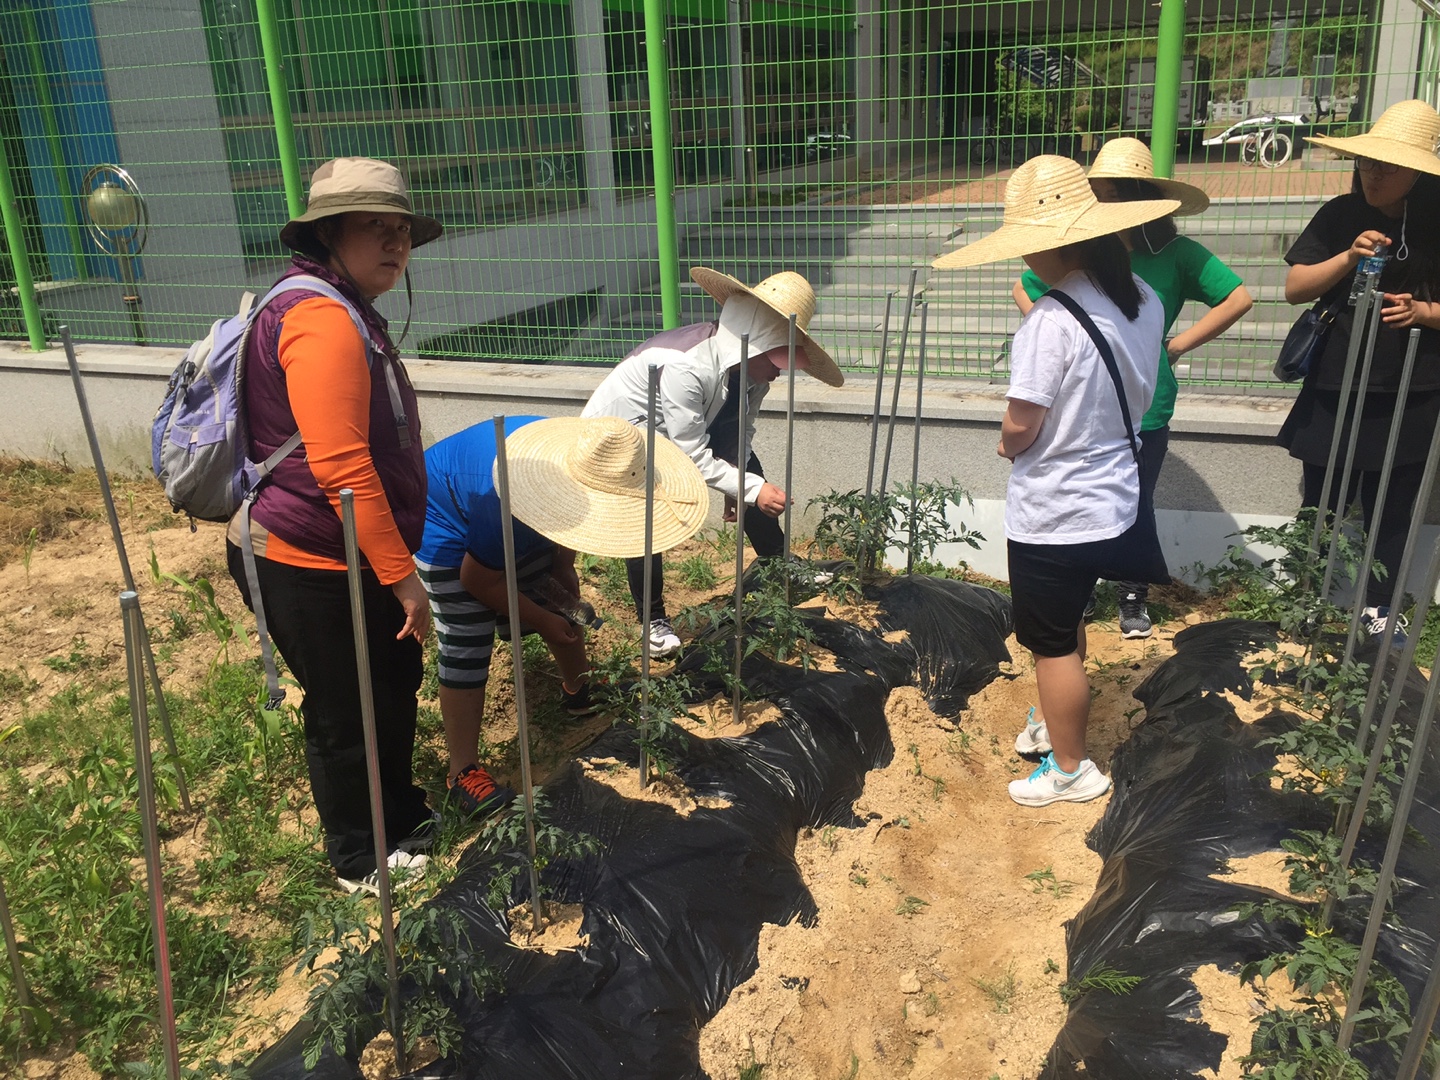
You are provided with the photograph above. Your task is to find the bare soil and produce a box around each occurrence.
[1,469,1285,1079]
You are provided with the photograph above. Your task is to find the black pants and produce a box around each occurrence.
[1301,459,1427,607]
[627,376,786,620]
[228,543,431,878]
[1114,425,1170,601]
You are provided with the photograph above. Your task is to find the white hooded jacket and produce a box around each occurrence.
[581,295,789,504]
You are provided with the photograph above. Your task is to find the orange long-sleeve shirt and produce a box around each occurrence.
[239,296,416,585]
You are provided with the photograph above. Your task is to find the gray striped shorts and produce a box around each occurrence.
[415,548,553,689]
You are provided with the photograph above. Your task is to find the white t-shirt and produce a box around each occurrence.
[1004,270,1163,545]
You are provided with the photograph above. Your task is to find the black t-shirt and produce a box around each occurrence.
[1285,193,1440,391]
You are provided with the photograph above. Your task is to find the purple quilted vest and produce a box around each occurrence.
[245,255,426,564]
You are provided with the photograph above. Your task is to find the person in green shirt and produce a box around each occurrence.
[1013,137,1254,638]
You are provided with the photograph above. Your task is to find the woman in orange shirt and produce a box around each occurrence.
[226,158,441,895]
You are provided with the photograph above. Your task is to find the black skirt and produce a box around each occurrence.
[1277,386,1440,471]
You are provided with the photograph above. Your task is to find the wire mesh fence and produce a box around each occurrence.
[0,0,1436,388]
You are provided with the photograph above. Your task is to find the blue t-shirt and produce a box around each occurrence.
[417,418,552,569]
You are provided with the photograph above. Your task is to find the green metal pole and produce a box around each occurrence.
[254,0,306,218]
[0,129,47,351]
[1150,0,1185,178]
[20,8,86,281]
[642,0,680,329]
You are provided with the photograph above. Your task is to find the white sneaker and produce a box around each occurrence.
[1008,754,1112,807]
[338,849,429,896]
[647,617,682,659]
[1014,706,1052,755]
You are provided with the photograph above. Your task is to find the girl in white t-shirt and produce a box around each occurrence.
[933,156,1175,808]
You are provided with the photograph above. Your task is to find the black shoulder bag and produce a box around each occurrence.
[1273,302,1339,383]
[1045,290,1170,584]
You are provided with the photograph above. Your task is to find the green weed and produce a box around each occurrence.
[1024,866,1075,900]
[677,554,719,591]
[974,963,1018,1013]
[1059,963,1142,1004]
[895,895,928,917]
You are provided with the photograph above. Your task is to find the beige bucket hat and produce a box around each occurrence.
[1089,137,1210,216]
[1306,99,1440,177]
[933,155,1181,270]
[689,268,845,387]
[280,157,444,257]
[502,417,709,559]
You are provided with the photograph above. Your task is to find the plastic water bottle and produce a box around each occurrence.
[1348,240,1389,306]
[535,576,602,630]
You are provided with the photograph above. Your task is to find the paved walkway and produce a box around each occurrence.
[839,155,1352,206]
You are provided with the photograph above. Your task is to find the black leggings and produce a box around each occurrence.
[1301,459,1428,607]
[228,544,431,878]
[626,449,785,621]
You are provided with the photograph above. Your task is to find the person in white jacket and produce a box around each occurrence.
[582,268,843,655]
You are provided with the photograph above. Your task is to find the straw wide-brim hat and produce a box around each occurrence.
[502,417,709,559]
[280,157,444,257]
[1305,99,1440,177]
[1088,137,1210,216]
[689,267,845,387]
[933,155,1181,270]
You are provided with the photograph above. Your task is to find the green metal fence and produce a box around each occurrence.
[0,0,1436,387]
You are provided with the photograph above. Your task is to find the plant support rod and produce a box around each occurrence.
[734,334,749,730]
[640,364,660,786]
[338,489,406,1075]
[492,417,546,934]
[63,327,192,812]
[121,591,181,1080]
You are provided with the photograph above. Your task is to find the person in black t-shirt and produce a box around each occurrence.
[1280,100,1440,636]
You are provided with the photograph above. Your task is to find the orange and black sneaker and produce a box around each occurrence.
[445,764,515,821]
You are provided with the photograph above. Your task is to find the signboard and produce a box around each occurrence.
[1124,57,1208,128]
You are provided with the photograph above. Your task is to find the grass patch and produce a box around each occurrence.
[0,457,173,569]
[0,650,331,1072]
[974,963,1018,1014]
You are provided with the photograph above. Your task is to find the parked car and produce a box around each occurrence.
[1201,114,1310,167]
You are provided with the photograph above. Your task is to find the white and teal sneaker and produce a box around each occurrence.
[1008,753,1112,807]
[1014,706,1052,755]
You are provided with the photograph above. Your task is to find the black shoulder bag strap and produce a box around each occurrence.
[1046,289,1141,464]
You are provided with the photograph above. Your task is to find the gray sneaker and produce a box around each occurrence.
[647,617,682,658]
[1118,592,1152,639]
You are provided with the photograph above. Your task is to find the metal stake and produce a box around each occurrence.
[1347,401,1440,764]
[733,335,750,729]
[1337,607,1440,1052]
[879,267,920,497]
[782,313,798,603]
[0,874,32,1037]
[62,327,191,812]
[1394,917,1440,1078]
[1340,329,1421,674]
[491,418,546,935]
[1330,539,1440,906]
[1311,283,1376,560]
[121,591,181,1080]
[864,292,896,497]
[338,491,405,1075]
[1319,282,1386,603]
[639,364,660,786]
[906,303,929,574]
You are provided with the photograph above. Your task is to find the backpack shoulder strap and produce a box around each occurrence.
[255,275,374,357]
[254,274,411,448]
[1046,289,1141,464]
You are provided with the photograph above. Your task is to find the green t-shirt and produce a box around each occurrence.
[1019,235,1244,431]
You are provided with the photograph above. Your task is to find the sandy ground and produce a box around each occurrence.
[1,507,1290,1080]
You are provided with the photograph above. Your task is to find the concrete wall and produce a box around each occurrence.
[7,339,1438,599]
